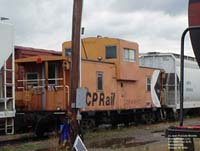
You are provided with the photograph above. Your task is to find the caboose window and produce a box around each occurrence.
[65,48,72,57]
[26,72,38,86]
[105,46,117,59]
[48,62,57,84]
[97,72,103,91]
[146,76,151,91]
[123,48,135,62]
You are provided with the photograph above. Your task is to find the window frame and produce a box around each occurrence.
[96,71,103,91]
[146,76,151,92]
[65,48,72,57]
[26,72,39,86]
[123,48,136,62]
[105,45,117,59]
[48,62,58,85]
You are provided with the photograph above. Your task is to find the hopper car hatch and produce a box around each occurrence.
[14,55,70,136]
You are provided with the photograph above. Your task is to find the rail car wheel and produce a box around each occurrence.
[81,119,95,130]
[35,115,56,137]
[173,111,179,121]
[160,109,167,121]
[35,117,47,137]
[142,113,156,124]
[124,121,130,127]
[167,110,178,121]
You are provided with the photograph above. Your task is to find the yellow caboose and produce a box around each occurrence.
[63,37,164,127]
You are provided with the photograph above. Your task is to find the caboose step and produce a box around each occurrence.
[5,118,14,135]
[5,83,14,87]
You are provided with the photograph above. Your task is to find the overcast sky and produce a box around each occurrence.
[0,0,194,56]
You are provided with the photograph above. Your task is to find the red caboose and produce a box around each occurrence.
[13,46,69,135]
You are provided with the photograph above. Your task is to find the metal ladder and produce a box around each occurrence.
[0,56,15,135]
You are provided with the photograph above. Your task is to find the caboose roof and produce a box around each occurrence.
[15,55,68,63]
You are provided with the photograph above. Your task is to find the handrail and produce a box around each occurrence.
[16,84,70,110]
[17,78,63,82]
[65,85,70,110]
[17,85,68,89]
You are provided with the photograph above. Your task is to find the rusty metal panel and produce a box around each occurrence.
[15,46,61,59]
[46,90,66,111]
[14,53,67,112]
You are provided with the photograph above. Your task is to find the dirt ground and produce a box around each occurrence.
[84,121,171,151]
[85,117,200,151]
[1,117,200,151]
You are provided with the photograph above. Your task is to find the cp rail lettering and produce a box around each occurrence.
[86,92,115,106]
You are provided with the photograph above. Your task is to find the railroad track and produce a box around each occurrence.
[1,116,200,148]
[0,133,51,147]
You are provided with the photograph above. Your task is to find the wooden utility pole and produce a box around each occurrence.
[69,0,83,143]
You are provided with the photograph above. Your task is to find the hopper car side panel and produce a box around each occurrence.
[176,66,200,109]
[140,54,177,107]
[140,53,200,116]
[0,22,15,135]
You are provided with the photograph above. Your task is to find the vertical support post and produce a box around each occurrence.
[80,27,85,87]
[11,46,15,135]
[70,0,83,142]
[0,72,2,98]
[63,62,66,109]
[12,46,15,111]
[180,26,200,126]
[4,61,7,110]
[41,62,45,109]
[44,61,48,110]
[180,29,187,126]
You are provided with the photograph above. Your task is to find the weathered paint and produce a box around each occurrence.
[5,46,62,86]
[80,60,156,111]
[62,37,161,112]
[14,47,69,111]
[81,60,117,111]
[63,37,139,81]
[86,92,115,106]
[14,37,162,112]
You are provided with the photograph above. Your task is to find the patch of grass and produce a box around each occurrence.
[0,137,58,151]
[0,143,39,151]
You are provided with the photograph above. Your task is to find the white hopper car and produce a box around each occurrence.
[140,52,200,117]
